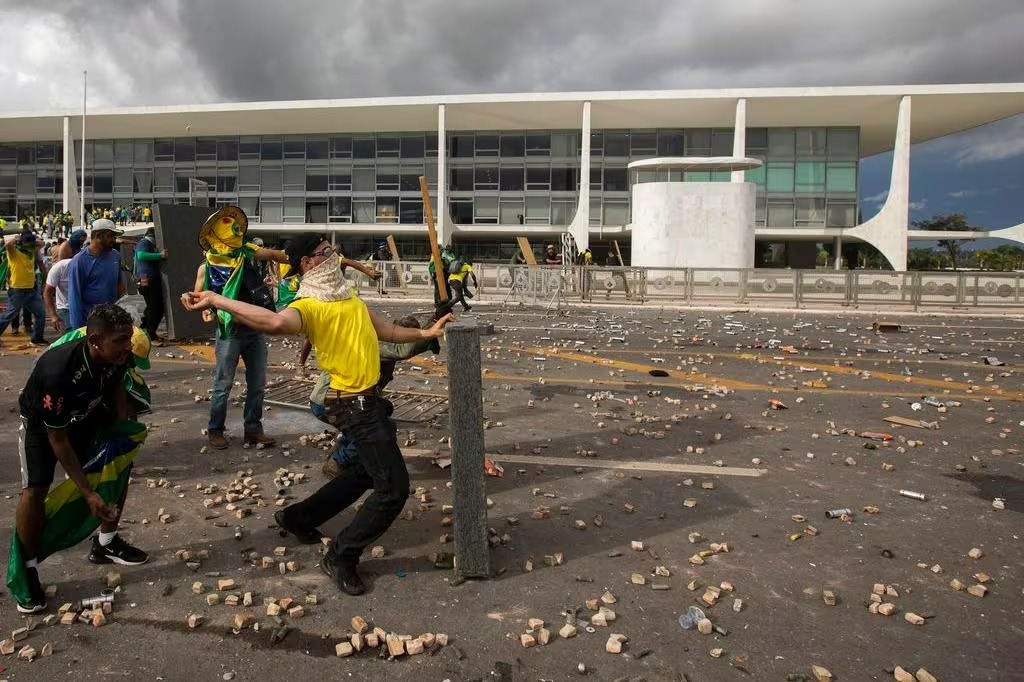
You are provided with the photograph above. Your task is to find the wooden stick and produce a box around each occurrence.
[516,236,538,267]
[612,239,631,296]
[419,176,448,302]
[385,235,406,290]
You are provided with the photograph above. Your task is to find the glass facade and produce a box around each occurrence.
[0,126,858,230]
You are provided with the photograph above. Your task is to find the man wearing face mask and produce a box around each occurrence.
[66,219,126,329]
[182,232,453,597]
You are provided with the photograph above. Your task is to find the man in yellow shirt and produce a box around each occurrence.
[0,231,47,345]
[183,232,452,596]
[446,258,478,312]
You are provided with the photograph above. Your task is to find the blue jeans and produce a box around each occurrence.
[310,402,359,467]
[0,288,45,343]
[56,308,70,330]
[208,329,267,435]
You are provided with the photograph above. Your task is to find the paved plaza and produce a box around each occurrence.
[0,302,1020,681]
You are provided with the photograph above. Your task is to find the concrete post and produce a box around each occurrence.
[445,320,490,579]
[436,104,448,246]
[567,101,592,252]
[731,98,747,183]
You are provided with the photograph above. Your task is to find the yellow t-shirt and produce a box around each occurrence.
[448,264,473,283]
[289,296,380,394]
[8,245,36,289]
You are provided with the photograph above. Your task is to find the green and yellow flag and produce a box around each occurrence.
[6,420,148,605]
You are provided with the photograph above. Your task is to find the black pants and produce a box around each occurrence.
[433,277,451,307]
[138,277,164,339]
[282,394,409,565]
[450,280,471,311]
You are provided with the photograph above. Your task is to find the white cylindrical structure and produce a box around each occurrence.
[627,157,760,269]
[630,181,756,269]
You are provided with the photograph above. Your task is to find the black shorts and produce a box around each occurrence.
[18,416,93,489]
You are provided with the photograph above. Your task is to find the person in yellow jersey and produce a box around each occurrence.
[446,256,478,312]
[182,232,452,596]
[0,230,47,345]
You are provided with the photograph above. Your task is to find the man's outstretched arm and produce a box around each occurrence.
[182,290,302,335]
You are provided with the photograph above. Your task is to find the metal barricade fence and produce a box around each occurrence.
[969,272,1021,307]
[339,262,1022,312]
[849,271,914,309]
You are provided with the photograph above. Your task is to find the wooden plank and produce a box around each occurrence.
[385,235,406,289]
[612,239,631,296]
[516,236,538,266]
[884,416,938,429]
[400,448,766,477]
[418,176,448,302]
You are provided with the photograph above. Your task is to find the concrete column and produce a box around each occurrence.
[731,98,747,183]
[845,96,912,270]
[436,104,448,246]
[567,101,592,252]
[833,235,842,270]
[445,320,490,579]
[62,116,81,224]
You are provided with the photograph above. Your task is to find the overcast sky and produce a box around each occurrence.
[1,0,1022,227]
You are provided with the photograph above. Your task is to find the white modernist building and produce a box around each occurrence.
[2,84,1023,269]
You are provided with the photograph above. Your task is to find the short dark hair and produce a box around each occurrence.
[395,315,421,329]
[86,304,133,336]
[283,232,327,277]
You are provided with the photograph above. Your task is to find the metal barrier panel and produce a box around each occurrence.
[917,271,964,307]
[792,270,848,307]
[642,267,691,304]
[969,272,1021,307]
[851,271,913,308]
[743,269,799,305]
[690,268,743,302]
[581,266,644,303]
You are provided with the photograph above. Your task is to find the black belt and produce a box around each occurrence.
[326,388,376,401]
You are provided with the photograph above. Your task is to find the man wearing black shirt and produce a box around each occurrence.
[14,304,148,613]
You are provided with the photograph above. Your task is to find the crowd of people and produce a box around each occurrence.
[1,206,153,241]
[7,204,454,613]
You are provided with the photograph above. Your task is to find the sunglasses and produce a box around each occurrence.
[310,244,337,259]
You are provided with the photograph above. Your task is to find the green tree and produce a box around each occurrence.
[908,247,939,270]
[911,213,975,270]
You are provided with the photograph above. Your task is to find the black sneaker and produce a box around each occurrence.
[88,534,149,566]
[274,510,322,544]
[16,567,47,614]
[320,554,365,596]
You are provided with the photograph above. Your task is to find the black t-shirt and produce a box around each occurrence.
[19,338,129,432]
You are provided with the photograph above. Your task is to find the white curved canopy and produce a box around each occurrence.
[627,156,763,172]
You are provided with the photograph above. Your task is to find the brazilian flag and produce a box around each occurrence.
[205,242,258,339]
[6,420,148,605]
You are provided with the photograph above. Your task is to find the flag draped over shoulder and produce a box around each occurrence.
[205,243,256,339]
[6,420,148,605]
[49,327,152,415]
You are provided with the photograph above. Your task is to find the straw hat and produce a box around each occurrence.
[198,205,248,252]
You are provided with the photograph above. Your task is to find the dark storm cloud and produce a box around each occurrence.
[2,0,1023,110]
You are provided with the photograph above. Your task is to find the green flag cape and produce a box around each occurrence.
[205,243,256,339]
[6,420,148,605]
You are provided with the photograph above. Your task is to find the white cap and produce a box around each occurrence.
[89,218,123,236]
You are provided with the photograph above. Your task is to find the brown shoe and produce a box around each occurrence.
[244,433,276,448]
[208,433,230,450]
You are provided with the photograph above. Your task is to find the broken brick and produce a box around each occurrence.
[967,584,988,598]
[605,633,627,654]
[904,612,925,625]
